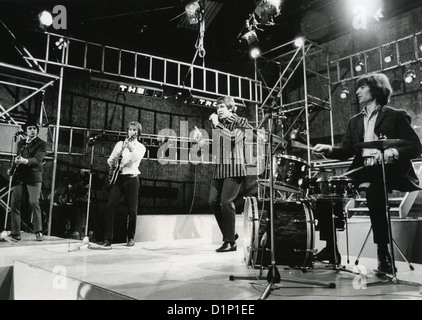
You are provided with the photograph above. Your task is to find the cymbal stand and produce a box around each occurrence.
[258,111,336,300]
[354,226,414,271]
[68,143,100,252]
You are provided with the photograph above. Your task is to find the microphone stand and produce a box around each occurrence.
[258,109,335,300]
[68,138,101,251]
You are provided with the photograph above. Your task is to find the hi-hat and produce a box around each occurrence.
[354,139,409,150]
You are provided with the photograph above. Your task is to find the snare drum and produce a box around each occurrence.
[307,177,329,197]
[243,196,315,269]
[273,155,308,193]
[328,176,356,198]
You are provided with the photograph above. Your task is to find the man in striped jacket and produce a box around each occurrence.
[207,96,253,253]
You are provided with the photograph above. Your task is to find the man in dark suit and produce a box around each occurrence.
[313,73,422,275]
[8,120,47,241]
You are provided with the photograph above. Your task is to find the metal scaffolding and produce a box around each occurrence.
[254,37,333,198]
[0,28,262,236]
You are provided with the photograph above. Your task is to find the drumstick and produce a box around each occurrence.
[291,140,327,159]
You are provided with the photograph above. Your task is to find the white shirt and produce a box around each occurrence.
[107,139,146,175]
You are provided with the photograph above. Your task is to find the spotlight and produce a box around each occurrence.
[255,0,282,22]
[249,46,261,59]
[289,128,299,140]
[354,57,364,72]
[38,10,53,29]
[55,37,66,50]
[404,68,416,84]
[294,37,304,48]
[242,30,258,45]
[185,0,203,24]
[241,28,260,59]
[384,54,394,63]
[340,87,349,99]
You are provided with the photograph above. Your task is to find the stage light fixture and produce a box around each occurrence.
[384,54,393,63]
[289,128,299,140]
[185,0,204,24]
[383,45,394,64]
[294,37,304,48]
[354,55,364,72]
[38,10,53,29]
[340,82,349,99]
[249,46,261,59]
[242,30,258,45]
[55,37,66,50]
[255,0,282,22]
[404,65,416,84]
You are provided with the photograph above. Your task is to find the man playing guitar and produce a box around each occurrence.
[8,120,47,241]
[94,121,146,249]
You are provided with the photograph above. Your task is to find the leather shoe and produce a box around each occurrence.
[314,247,341,265]
[10,234,21,241]
[215,242,237,253]
[378,261,397,275]
[377,245,397,274]
[35,232,43,241]
[127,239,135,247]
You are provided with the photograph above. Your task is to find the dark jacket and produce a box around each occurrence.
[15,136,47,183]
[329,106,422,192]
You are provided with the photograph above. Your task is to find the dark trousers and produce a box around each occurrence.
[208,177,243,243]
[314,198,344,243]
[105,175,139,242]
[365,179,389,245]
[352,164,403,245]
[10,182,43,234]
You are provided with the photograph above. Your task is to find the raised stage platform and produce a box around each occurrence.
[1,214,422,302]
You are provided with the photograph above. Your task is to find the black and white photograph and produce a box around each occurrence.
[1,0,422,304]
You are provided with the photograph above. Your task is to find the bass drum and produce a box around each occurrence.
[243,196,315,269]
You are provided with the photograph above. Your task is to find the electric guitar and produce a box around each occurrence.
[108,134,138,187]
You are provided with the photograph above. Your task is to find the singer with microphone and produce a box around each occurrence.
[196,96,253,253]
[8,120,47,241]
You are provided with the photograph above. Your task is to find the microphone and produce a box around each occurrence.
[14,130,25,137]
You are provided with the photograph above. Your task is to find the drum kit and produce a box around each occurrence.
[243,137,412,286]
[245,151,358,271]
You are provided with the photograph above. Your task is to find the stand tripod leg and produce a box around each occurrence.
[345,208,350,264]
[393,239,414,270]
[355,226,372,265]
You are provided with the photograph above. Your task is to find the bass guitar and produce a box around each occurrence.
[108,134,138,187]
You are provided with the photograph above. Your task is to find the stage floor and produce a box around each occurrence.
[1,232,422,301]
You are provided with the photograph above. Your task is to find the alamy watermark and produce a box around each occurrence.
[155,121,267,176]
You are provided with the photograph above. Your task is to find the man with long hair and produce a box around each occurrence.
[95,121,146,249]
[313,73,422,275]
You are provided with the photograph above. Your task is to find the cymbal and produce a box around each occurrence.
[354,139,409,150]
